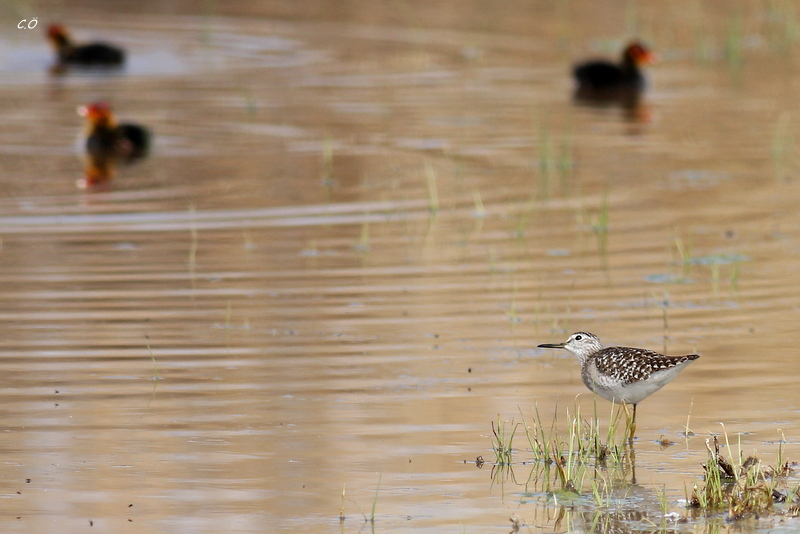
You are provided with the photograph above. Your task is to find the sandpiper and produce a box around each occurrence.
[537,332,699,438]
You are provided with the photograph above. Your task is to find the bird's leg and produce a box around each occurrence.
[628,404,637,443]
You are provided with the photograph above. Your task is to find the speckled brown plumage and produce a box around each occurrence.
[590,347,699,385]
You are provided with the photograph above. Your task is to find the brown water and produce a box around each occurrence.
[2,1,800,532]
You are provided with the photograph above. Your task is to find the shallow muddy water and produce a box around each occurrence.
[2,0,800,532]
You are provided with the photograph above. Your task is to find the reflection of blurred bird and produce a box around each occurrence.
[78,102,150,186]
[47,24,125,66]
[573,42,657,103]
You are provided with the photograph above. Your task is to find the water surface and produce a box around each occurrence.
[1,1,800,532]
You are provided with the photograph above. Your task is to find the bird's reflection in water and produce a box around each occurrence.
[573,90,654,124]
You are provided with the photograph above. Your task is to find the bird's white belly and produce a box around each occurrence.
[583,364,689,405]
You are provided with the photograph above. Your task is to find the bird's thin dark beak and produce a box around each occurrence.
[537,342,566,349]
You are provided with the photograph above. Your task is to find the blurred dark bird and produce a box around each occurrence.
[78,102,150,186]
[47,24,125,67]
[573,41,658,105]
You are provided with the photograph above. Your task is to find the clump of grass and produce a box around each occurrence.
[689,436,727,510]
[689,432,795,519]
[522,402,553,462]
[516,399,632,495]
[490,417,518,466]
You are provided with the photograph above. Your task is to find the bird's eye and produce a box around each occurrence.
[575,335,582,341]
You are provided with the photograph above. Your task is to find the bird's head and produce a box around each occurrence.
[624,42,659,66]
[78,101,117,128]
[538,332,603,362]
